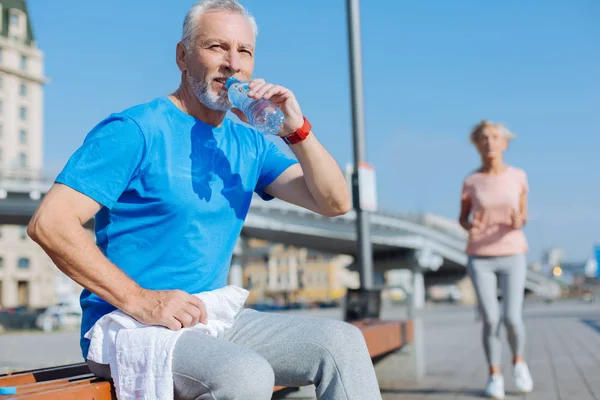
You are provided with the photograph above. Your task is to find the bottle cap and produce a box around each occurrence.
[0,387,17,395]
[225,77,240,89]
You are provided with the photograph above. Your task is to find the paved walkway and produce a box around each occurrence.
[1,300,598,399]
[379,300,600,400]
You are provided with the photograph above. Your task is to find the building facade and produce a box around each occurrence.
[243,239,359,306]
[0,0,44,178]
[0,0,74,308]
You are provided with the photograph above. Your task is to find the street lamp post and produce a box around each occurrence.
[346,0,373,290]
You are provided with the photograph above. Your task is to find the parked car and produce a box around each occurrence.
[35,301,82,332]
[0,306,47,332]
[427,284,463,303]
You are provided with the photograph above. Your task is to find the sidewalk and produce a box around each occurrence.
[379,300,600,400]
[1,300,598,399]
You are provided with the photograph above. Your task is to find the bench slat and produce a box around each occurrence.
[12,381,114,400]
[353,320,404,358]
[10,378,94,397]
[0,373,36,387]
[0,363,91,386]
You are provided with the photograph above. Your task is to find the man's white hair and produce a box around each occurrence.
[181,0,258,49]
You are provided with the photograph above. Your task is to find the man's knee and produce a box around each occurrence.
[218,353,275,399]
[174,352,274,400]
[315,319,368,356]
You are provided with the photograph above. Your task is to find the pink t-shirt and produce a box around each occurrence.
[462,166,529,256]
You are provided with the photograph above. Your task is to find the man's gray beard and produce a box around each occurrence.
[187,73,231,111]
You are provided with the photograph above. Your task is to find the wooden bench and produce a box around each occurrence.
[0,319,413,399]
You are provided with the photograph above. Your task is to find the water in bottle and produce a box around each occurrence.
[226,77,285,135]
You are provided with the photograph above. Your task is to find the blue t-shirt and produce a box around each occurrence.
[55,97,297,359]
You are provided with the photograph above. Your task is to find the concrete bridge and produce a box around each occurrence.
[0,179,561,303]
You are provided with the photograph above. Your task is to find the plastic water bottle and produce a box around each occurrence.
[226,77,285,135]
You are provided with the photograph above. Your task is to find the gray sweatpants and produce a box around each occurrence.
[87,308,381,399]
[467,254,527,367]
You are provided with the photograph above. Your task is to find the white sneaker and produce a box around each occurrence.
[513,362,533,393]
[484,374,505,399]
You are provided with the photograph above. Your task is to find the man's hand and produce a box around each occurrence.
[127,289,207,331]
[510,208,525,230]
[231,78,304,137]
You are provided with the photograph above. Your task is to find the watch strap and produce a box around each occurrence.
[282,117,311,145]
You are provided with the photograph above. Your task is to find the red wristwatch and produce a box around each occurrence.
[282,117,311,145]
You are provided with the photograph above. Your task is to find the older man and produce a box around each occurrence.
[29,0,381,399]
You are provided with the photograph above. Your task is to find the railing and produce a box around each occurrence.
[0,168,54,183]
[0,169,54,194]
[376,208,468,242]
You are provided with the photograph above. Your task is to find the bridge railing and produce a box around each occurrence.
[376,209,468,242]
[0,169,54,193]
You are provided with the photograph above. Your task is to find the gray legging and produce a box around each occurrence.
[87,308,381,399]
[467,254,527,367]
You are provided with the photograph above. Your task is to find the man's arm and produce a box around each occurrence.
[232,79,351,217]
[264,135,351,217]
[28,183,206,330]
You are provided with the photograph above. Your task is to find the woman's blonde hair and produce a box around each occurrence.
[469,120,516,144]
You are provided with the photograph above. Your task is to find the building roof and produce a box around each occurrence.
[1,0,35,45]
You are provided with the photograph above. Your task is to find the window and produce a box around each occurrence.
[0,76,3,89]
[0,48,3,63]
[17,281,29,306]
[19,226,27,240]
[18,152,27,167]
[19,129,27,144]
[19,107,27,120]
[10,14,19,27]
[20,55,27,71]
[0,100,3,114]
[19,83,27,97]
[0,256,3,268]
[17,257,30,269]
[0,124,3,139]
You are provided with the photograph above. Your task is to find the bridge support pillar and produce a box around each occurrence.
[389,266,426,383]
[228,238,246,287]
[393,249,438,384]
[410,267,425,313]
[229,259,243,288]
[374,317,426,384]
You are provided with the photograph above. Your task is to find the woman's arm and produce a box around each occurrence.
[459,195,473,231]
[511,170,529,229]
[511,191,528,229]
[519,191,528,225]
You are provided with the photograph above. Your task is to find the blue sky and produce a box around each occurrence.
[29,0,599,261]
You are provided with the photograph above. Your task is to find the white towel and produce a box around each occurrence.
[84,285,249,400]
